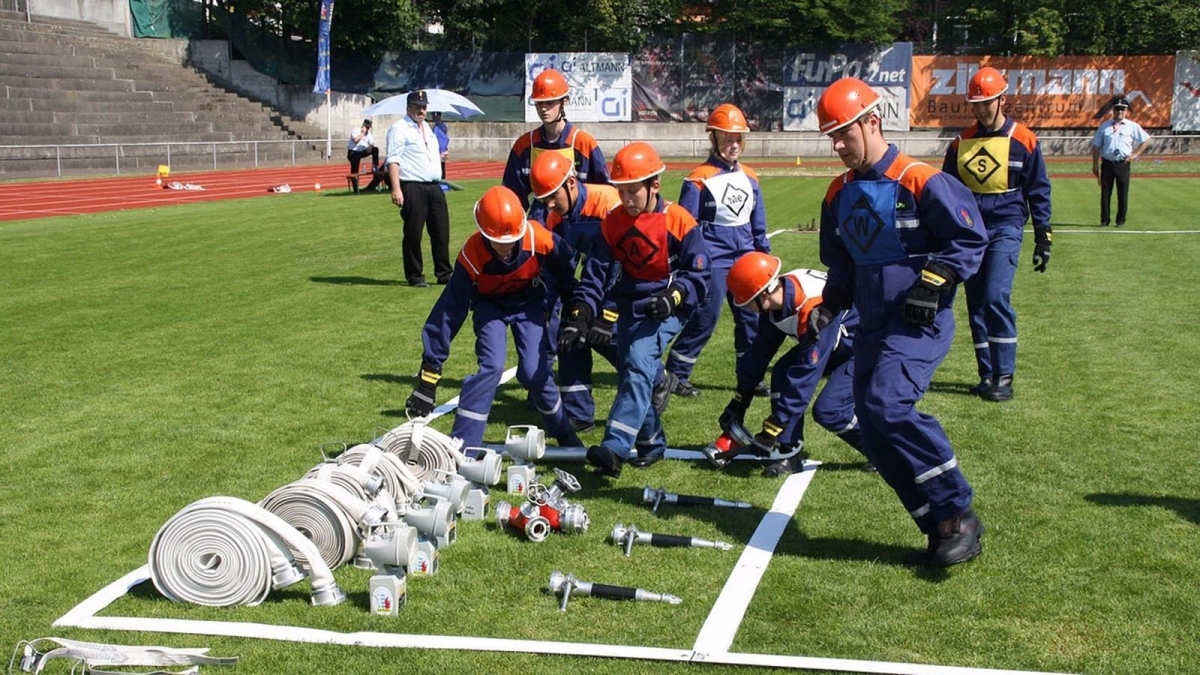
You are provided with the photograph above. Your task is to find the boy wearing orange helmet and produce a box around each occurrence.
[717,252,867,477]
[942,66,1053,402]
[665,103,771,398]
[532,151,677,431]
[405,185,584,450]
[810,77,988,567]
[503,68,610,224]
[561,142,711,478]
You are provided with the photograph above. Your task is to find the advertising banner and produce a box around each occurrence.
[1171,51,1200,131]
[782,43,912,132]
[524,53,632,123]
[911,55,1175,128]
[312,0,334,94]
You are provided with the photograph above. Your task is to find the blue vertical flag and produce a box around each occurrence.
[313,0,335,94]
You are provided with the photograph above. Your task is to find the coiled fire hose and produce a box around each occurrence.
[337,443,423,504]
[259,479,390,569]
[148,496,345,607]
[375,420,463,482]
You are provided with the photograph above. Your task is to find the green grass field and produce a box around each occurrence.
[2,170,1198,675]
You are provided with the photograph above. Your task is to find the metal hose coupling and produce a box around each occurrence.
[610,522,733,557]
[642,486,753,515]
[149,496,345,607]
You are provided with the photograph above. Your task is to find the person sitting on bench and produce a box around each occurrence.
[347,119,385,192]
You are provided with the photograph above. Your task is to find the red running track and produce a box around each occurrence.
[0,160,507,223]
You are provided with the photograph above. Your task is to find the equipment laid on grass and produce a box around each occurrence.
[496,468,589,542]
[548,571,682,612]
[503,425,544,495]
[610,523,733,557]
[702,414,756,468]
[457,447,504,520]
[149,496,346,608]
[9,637,236,675]
[643,486,752,515]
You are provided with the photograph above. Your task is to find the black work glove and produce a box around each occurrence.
[588,307,618,347]
[719,389,754,430]
[904,261,957,326]
[807,304,836,342]
[405,360,441,417]
[647,284,685,320]
[1032,228,1052,273]
[751,415,785,458]
[558,301,593,352]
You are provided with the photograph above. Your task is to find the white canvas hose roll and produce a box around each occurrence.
[337,443,423,504]
[259,479,387,570]
[148,496,344,607]
[375,421,462,481]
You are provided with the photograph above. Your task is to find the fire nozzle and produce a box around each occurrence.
[610,522,733,557]
[642,486,752,515]
[548,570,682,612]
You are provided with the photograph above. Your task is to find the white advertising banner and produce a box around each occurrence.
[1171,51,1200,131]
[524,53,632,123]
[782,44,912,132]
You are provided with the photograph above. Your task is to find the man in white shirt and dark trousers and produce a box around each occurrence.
[1091,96,1152,228]
[386,90,452,287]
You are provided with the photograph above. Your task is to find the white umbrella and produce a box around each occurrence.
[362,89,485,118]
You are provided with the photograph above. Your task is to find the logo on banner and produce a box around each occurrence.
[719,183,750,217]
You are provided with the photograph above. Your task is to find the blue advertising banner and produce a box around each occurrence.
[782,43,912,131]
[312,0,335,94]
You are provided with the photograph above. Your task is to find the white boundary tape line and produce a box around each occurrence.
[693,468,817,654]
[424,366,518,422]
[1024,228,1200,235]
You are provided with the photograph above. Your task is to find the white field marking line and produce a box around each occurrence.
[693,466,817,655]
[53,492,1072,675]
[424,366,518,423]
[1024,228,1200,235]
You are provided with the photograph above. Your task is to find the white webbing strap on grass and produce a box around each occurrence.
[9,637,235,675]
[693,466,818,656]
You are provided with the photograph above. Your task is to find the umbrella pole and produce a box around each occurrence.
[325,90,332,162]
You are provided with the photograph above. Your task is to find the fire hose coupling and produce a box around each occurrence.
[457,447,503,486]
[642,486,752,515]
[496,468,589,541]
[10,638,238,675]
[703,414,756,468]
[362,521,419,570]
[610,522,733,557]
[504,424,546,462]
[547,571,682,612]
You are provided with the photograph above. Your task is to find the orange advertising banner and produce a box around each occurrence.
[911,55,1175,128]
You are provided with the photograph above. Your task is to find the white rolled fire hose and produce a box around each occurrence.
[259,479,388,570]
[337,443,423,505]
[148,496,344,607]
[375,420,463,482]
[303,462,381,502]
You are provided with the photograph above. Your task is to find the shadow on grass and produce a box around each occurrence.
[363,373,465,388]
[310,276,402,286]
[1086,492,1200,527]
[775,526,950,581]
[928,379,984,396]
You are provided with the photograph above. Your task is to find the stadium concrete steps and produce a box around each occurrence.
[0,11,326,173]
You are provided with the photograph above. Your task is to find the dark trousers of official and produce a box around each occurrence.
[1100,159,1132,226]
[347,147,379,174]
[401,181,452,285]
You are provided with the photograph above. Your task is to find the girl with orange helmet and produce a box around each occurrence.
[503,67,610,224]
[716,252,868,476]
[942,65,1053,402]
[812,77,989,567]
[560,141,711,478]
[665,102,770,398]
[405,185,583,450]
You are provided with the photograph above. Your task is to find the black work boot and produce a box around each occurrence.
[754,380,770,397]
[586,445,623,479]
[968,377,993,397]
[984,375,1013,402]
[930,509,984,567]
[652,371,678,414]
[761,446,808,477]
[672,378,701,397]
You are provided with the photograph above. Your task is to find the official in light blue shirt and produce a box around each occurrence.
[386,90,452,286]
[1091,97,1152,228]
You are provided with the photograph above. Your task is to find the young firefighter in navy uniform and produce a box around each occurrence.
[561,142,711,478]
[531,151,675,431]
[716,252,869,477]
[405,185,584,450]
[810,78,988,567]
[942,66,1053,402]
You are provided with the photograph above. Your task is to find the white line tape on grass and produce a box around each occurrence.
[424,366,518,422]
[1024,228,1200,235]
[693,466,818,655]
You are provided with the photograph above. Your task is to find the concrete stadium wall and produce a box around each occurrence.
[31,0,129,36]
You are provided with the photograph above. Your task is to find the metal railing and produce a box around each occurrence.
[0,138,324,179]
